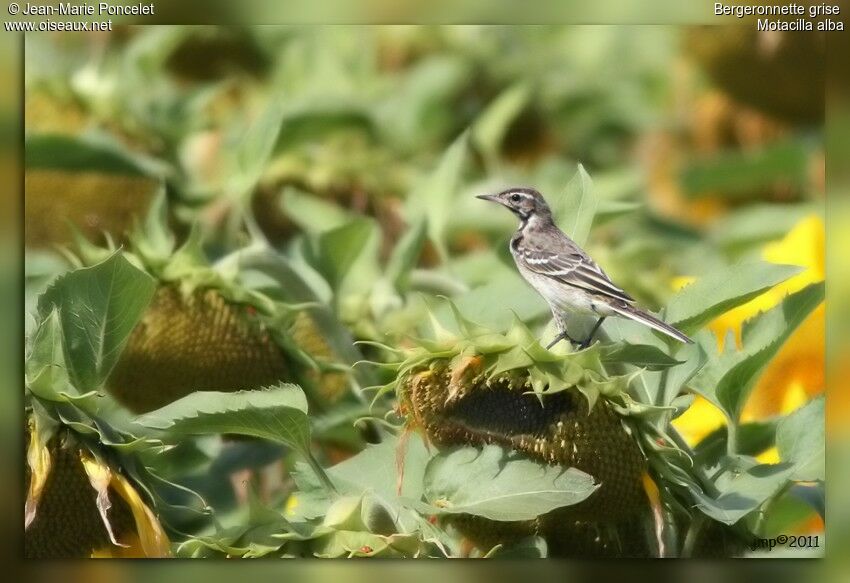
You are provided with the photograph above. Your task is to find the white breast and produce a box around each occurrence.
[515,260,611,316]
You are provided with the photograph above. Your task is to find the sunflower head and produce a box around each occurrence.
[381,307,656,556]
[24,413,170,558]
[106,284,290,412]
[66,200,352,413]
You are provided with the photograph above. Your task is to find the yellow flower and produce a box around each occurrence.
[671,383,808,461]
[672,396,726,447]
[711,214,824,353]
[672,215,824,441]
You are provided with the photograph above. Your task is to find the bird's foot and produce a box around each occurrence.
[576,317,605,350]
[577,337,595,350]
[546,331,579,350]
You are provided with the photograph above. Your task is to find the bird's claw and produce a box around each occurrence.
[546,331,577,350]
[546,332,595,351]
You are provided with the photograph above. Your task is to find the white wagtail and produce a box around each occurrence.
[477,187,692,349]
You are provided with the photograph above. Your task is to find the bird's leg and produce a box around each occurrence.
[578,317,606,349]
[546,312,580,349]
[546,331,575,349]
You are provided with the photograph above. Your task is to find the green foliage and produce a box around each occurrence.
[472,83,531,168]
[434,272,548,331]
[26,309,69,401]
[680,139,815,199]
[280,188,354,234]
[385,217,428,292]
[665,262,802,333]
[690,283,824,422]
[136,385,310,448]
[25,133,163,177]
[692,420,778,468]
[23,25,824,559]
[227,101,285,198]
[408,445,597,521]
[554,164,597,247]
[136,385,337,493]
[599,343,683,371]
[709,203,820,252]
[777,396,824,482]
[37,252,156,393]
[693,460,796,525]
[407,132,469,258]
[305,220,375,293]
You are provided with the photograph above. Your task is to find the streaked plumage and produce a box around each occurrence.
[478,187,692,348]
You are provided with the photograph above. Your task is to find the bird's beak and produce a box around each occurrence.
[476,194,500,203]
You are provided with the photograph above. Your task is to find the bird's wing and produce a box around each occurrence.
[516,246,635,303]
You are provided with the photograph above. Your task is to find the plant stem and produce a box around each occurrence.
[668,426,721,498]
[656,367,670,408]
[303,450,338,495]
[725,412,738,458]
[753,481,791,537]
[681,513,706,557]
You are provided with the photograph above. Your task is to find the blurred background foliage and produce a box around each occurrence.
[23,24,825,557]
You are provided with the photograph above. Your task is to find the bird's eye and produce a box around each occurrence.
[510,194,521,203]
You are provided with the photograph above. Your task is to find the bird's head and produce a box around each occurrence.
[476,187,552,221]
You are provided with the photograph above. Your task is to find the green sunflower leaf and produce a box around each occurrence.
[37,251,157,393]
[385,217,428,292]
[25,308,69,400]
[306,219,376,292]
[406,131,469,258]
[136,384,335,492]
[665,261,803,334]
[25,132,162,176]
[472,82,532,168]
[693,458,796,525]
[405,444,598,521]
[600,343,684,371]
[136,384,309,449]
[227,100,285,198]
[554,163,597,247]
[692,282,823,421]
[777,396,824,481]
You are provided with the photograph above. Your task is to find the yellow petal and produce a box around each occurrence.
[80,452,127,549]
[763,214,824,285]
[24,416,52,530]
[672,396,727,447]
[642,473,665,557]
[285,494,299,517]
[92,532,149,558]
[109,471,172,557]
[756,447,781,464]
[780,383,811,415]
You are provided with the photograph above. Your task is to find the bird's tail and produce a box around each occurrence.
[610,304,693,344]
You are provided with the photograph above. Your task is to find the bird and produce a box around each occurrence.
[477,187,692,349]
